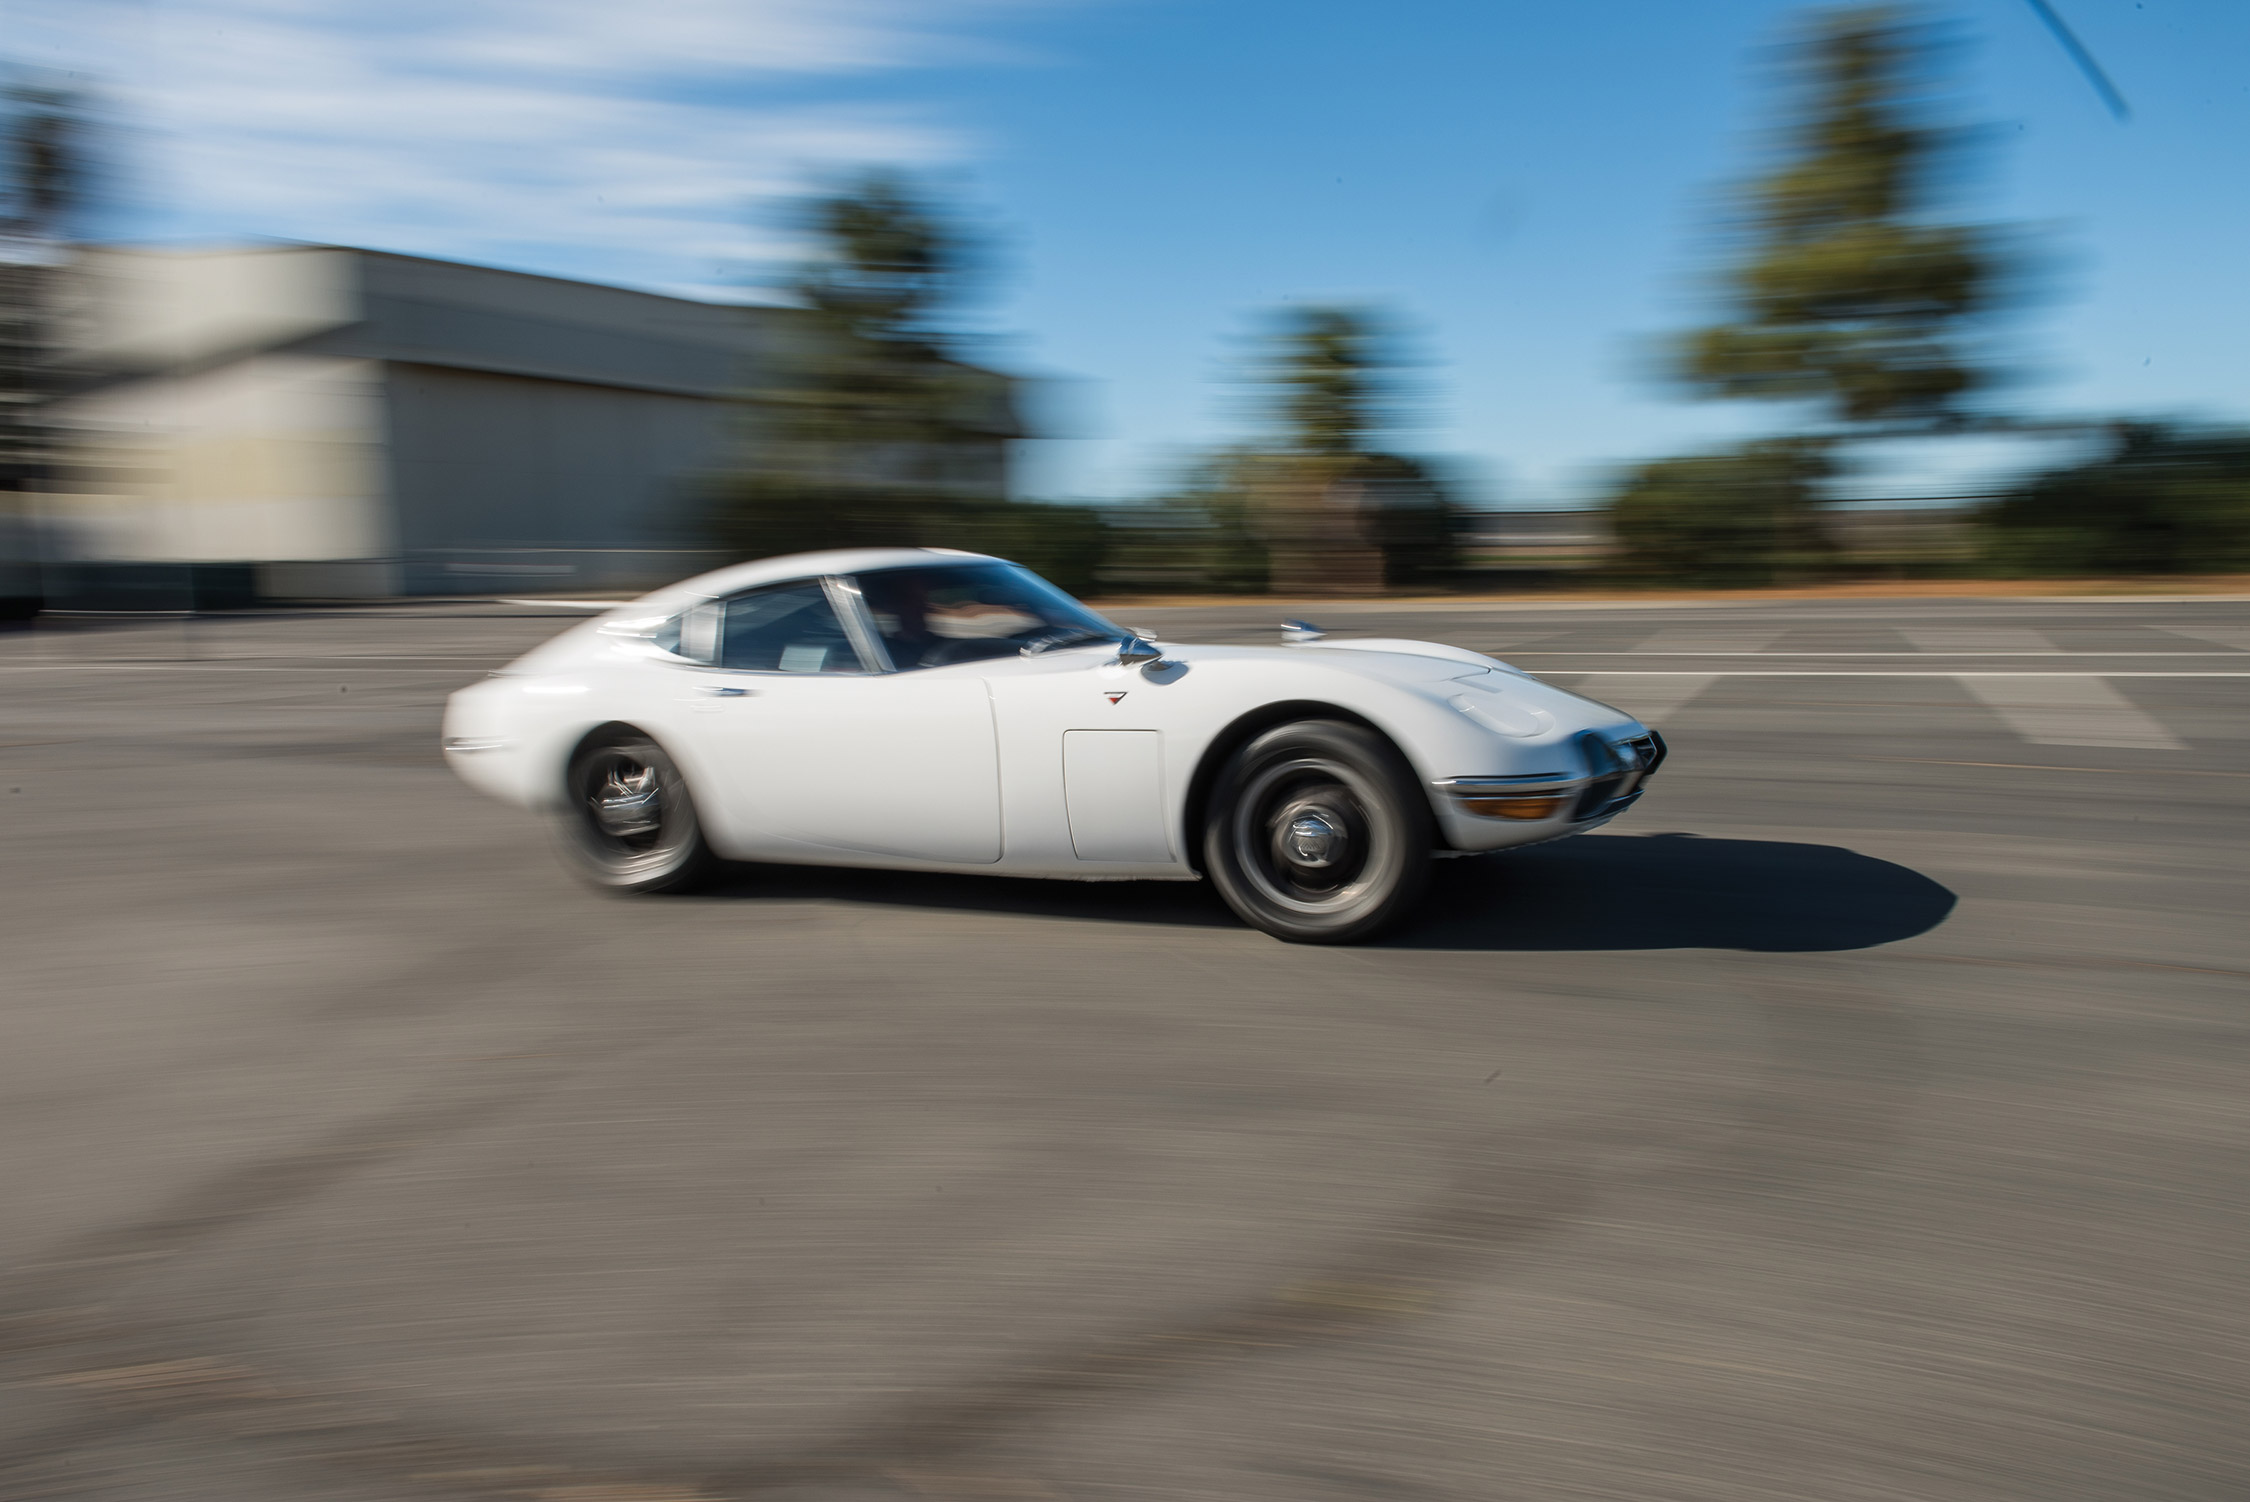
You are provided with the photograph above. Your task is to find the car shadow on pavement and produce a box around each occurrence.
[1390,832,1957,952]
[703,831,1955,953]
[701,861,1242,928]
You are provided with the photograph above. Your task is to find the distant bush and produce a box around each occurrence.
[1607,439,1834,586]
[1979,424,2250,576]
[1095,449,1461,598]
[709,477,1109,599]
[1099,495,1269,597]
[1351,452,1461,590]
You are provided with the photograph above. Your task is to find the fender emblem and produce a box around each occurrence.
[1104,691,1128,705]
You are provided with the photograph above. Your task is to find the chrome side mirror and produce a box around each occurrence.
[1112,634,1163,666]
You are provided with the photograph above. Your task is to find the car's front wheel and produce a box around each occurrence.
[559,729,713,894]
[1203,719,1432,943]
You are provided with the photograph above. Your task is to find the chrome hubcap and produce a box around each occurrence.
[1280,807,1348,868]
[1235,755,1382,912]
[592,762,663,839]
[570,741,698,886]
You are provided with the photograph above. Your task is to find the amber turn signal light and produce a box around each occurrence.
[1456,795,1565,820]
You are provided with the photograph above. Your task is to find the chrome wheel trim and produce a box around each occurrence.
[591,761,663,839]
[1231,754,1392,915]
[574,744,692,879]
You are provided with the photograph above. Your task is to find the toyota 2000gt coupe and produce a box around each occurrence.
[442,549,1664,943]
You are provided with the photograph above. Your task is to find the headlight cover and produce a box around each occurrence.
[1446,676,1555,738]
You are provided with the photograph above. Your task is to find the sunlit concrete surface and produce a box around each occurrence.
[2,596,2246,1501]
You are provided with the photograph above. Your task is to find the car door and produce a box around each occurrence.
[980,653,1188,868]
[683,576,1003,865]
[845,559,1209,873]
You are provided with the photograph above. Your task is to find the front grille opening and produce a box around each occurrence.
[1570,728,1662,822]
[1572,775,1629,821]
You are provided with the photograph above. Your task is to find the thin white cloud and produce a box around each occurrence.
[10,0,1047,295]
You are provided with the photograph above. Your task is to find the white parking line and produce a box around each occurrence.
[1504,650,2236,657]
[1950,674,2186,751]
[1633,626,1788,653]
[2161,626,2250,651]
[1537,668,2214,747]
[1900,626,2060,654]
[1576,672,1719,723]
[1548,670,2250,678]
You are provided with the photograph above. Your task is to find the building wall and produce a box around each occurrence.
[347,252,763,395]
[43,353,390,568]
[384,362,734,595]
[36,245,1014,602]
[64,246,360,375]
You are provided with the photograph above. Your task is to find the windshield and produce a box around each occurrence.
[855,563,1119,670]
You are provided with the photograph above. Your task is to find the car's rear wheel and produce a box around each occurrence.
[1203,719,1432,944]
[560,730,712,894]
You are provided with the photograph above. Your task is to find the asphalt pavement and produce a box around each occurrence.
[3,594,2247,1501]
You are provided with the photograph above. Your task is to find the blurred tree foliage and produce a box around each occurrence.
[1980,424,2250,576]
[1616,5,2013,585]
[1274,305,1396,458]
[1251,305,1456,593]
[709,172,1105,595]
[1673,6,2009,432]
[1102,449,1272,596]
[3,79,86,498]
[1610,439,1835,586]
[1104,305,1458,596]
[1100,307,1460,596]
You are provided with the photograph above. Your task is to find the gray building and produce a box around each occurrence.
[36,245,1014,601]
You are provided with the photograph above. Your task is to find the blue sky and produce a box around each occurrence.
[9,0,2248,507]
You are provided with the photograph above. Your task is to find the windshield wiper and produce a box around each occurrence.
[1020,626,1115,657]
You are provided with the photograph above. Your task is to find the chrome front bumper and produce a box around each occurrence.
[1435,729,1667,828]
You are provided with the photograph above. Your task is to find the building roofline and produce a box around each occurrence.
[80,239,796,319]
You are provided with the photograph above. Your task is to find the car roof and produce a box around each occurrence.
[661,547,1008,602]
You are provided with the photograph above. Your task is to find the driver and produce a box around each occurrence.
[859,570,938,668]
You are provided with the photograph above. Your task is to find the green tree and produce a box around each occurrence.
[1270,305,1392,458]
[1237,304,1455,593]
[1102,449,1272,597]
[1675,6,2009,432]
[1615,5,2012,584]
[3,80,86,497]
[2,78,89,615]
[746,170,1012,494]
[1610,440,1834,587]
[710,172,1105,593]
[1980,424,2250,576]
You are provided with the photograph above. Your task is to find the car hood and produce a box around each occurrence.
[1150,637,1514,682]
[1141,636,1634,731]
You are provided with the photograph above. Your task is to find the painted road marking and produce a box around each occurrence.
[1536,670,2250,678]
[1900,626,2061,654]
[1634,626,1789,654]
[1949,674,2186,751]
[1499,650,2238,657]
[1531,669,2215,748]
[6,664,2250,680]
[1576,672,1720,724]
[2162,626,2250,651]
[1857,757,2250,778]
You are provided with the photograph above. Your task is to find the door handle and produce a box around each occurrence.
[703,685,754,697]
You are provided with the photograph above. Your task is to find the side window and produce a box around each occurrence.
[717,580,864,673]
[857,563,1114,670]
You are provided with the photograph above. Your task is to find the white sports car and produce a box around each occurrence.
[442,548,1665,943]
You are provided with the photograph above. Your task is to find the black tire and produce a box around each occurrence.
[559,730,713,894]
[1203,719,1433,943]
